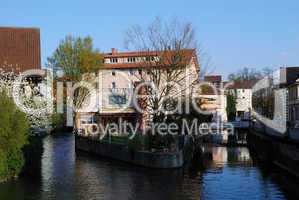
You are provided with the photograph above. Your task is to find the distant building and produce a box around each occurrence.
[201,75,227,122]
[0,27,41,73]
[227,80,256,120]
[252,67,299,140]
[204,75,222,88]
[288,77,299,129]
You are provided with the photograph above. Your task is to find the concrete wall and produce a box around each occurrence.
[75,135,184,169]
[248,130,299,177]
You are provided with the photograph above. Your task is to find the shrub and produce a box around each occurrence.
[0,91,29,181]
[51,112,64,128]
[128,135,143,151]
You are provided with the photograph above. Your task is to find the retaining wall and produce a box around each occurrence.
[75,135,184,169]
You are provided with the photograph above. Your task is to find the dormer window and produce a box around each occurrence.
[110,58,118,63]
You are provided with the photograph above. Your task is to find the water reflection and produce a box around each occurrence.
[0,133,297,200]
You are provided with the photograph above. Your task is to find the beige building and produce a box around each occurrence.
[200,75,227,122]
[77,48,199,132]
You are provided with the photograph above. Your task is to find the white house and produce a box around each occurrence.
[227,80,256,120]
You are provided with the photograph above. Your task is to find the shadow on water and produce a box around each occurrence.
[0,133,298,200]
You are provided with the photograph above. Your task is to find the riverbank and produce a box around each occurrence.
[247,130,299,177]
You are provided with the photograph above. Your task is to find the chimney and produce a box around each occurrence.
[111,48,117,55]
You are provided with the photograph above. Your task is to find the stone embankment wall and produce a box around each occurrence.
[75,135,184,169]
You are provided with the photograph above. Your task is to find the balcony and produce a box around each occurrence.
[100,88,135,113]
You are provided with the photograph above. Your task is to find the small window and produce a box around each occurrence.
[109,95,127,105]
[129,69,134,75]
[112,82,116,88]
[138,69,142,75]
[128,57,136,63]
[112,71,116,76]
[110,58,118,63]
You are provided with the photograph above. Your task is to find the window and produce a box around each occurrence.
[138,69,142,75]
[112,71,116,76]
[109,95,127,105]
[128,57,136,63]
[110,58,118,63]
[81,115,96,124]
[129,69,134,75]
[111,82,116,88]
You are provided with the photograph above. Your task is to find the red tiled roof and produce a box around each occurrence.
[227,80,257,89]
[104,50,158,58]
[204,75,222,82]
[102,49,198,69]
[0,27,41,73]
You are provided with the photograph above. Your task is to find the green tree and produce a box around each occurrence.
[226,93,237,121]
[47,36,104,128]
[47,35,103,80]
[0,91,29,181]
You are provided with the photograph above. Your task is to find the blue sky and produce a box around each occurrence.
[1,0,298,78]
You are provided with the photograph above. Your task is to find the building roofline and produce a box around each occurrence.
[0,26,40,30]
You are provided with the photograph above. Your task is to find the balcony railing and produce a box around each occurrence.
[101,88,134,108]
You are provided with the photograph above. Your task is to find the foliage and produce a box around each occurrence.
[50,112,64,128]
[128,134,144,151]
[226,93,237,121]
[167,97,212,134]
[0,91,29,181]
[0,70,52,129]
[47,36,103,124]
[47,35,103,80]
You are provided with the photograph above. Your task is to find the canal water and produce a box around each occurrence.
[0,133,298,200]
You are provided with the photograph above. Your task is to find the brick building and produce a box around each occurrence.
[0,27,41,73]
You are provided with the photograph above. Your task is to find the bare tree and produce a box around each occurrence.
[125,17,200,123]
[228,67,274,81]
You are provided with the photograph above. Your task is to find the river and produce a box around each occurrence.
[0,132,298,200]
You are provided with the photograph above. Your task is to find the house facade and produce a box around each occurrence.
[228,80,256,121]
[288,78,299,127]
[77,48,199,133]
[200,75,227,122]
